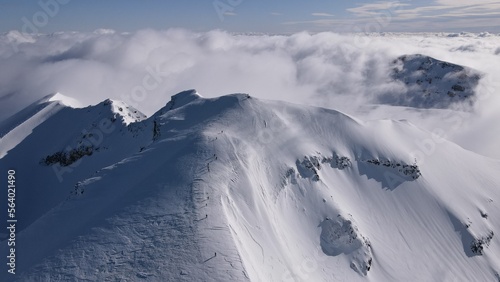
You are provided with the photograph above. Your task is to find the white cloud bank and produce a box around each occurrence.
[1,29,499,157]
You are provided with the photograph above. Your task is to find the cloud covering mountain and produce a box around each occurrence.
[1,29,499,157]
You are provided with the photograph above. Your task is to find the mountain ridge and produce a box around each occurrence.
[2,90,500,281]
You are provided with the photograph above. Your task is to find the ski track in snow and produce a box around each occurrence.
[1,90,500,281]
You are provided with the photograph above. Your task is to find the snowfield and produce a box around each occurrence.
[1,88,500,281]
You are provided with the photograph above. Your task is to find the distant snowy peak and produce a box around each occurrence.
[102,99,147,124]
[38,93,147,125]
[0,93,146,159]
[388,54,482,109]
[0,93,80,157]
[46,92,83,108]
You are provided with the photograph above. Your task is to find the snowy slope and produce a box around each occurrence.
[0,93,146,158]
[0,96,149,237]
[107,99,147,125]
[0,93,83,158]
[1,90,500,281]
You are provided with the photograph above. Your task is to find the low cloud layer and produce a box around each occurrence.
[1,29,500,157]
[0,29,403,118]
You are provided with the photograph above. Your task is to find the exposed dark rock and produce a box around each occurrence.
[320,214,373,276]
[480,211,488,219]
[364,159,421,180]
[384,54,482,109]
[321,154,352,170]
[296,153,352,181]
[471,231,494,255]
[451,84,465,92]
[296,156,321,181]
[42,146,94,167]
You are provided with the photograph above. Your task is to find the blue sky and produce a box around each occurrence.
[1,0,500,33]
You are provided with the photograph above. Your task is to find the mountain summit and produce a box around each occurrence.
[383,54,482,109]
[1,91,499,281]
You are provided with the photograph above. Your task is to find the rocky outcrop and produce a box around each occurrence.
[471,231,494,255]
[296,154,352,181]
[386,54,482,109]
[364,158,421,180]
[320,214,373,276]
[42,146,94,167]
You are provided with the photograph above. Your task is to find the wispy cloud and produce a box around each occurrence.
[347,1,409,17]
[223,11,237,16]
[284,1,500,32]
[348,0,500,21]
[271,12,283,16]
[435,0,500,7]
[311,12,335,17]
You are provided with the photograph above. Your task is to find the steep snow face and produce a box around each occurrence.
[0,93,83,158]
[0,97,150,236]
[384,54,482,108]
[200,96,500,281]
[2,91,500,281]
[106,99,147,125]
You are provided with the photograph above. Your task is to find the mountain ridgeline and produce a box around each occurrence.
[0,57,499,281]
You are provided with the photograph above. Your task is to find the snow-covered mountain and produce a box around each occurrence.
[1,89,499,281]
[382,54,482,109]
[0,95,149,236]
